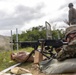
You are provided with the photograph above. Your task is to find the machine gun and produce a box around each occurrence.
[11,39,68,61]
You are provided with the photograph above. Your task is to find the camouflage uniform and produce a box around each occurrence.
[69,7,76,25]
[68,3,76,25]
[57,26,76,61]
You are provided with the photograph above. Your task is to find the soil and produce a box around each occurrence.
[30,64,46,75]
[19,62,46,75]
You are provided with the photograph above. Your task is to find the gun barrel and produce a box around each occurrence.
[10,41,39,49]
[20,41,38,49]
[10,40,68,49]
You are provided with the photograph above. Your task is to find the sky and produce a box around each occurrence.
[0,0,76,36]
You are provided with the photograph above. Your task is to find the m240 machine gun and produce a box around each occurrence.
[11,39,68,61]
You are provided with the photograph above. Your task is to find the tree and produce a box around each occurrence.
[12,25,65,49]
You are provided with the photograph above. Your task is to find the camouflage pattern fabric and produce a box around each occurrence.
[57,39,76,61]
[65,25,76,38]
[56,25,76,61]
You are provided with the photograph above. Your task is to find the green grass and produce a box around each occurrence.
[0,48,33,71]
[0,51,16,71]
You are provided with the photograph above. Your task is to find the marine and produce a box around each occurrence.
[68,3,76,25]
[57,25,76,61]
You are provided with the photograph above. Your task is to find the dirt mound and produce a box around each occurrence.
[0,35,11,51]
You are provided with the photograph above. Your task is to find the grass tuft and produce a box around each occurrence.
[0,48,33,71]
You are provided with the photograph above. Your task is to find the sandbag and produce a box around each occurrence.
[39,58,76,74]
[11,51,34,63]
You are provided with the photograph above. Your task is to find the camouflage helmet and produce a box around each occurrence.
[68,3,73,8]
[65,25,76,39]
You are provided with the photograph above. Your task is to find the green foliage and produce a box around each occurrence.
[12,26,65,49]
[13,26,46,41]
[52,30,65,40]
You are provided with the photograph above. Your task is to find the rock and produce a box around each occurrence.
[11,51,34,63]
[11,67,30,74]
[0,72,11,75]
[0,72,32,75]
[21,73,32,75]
